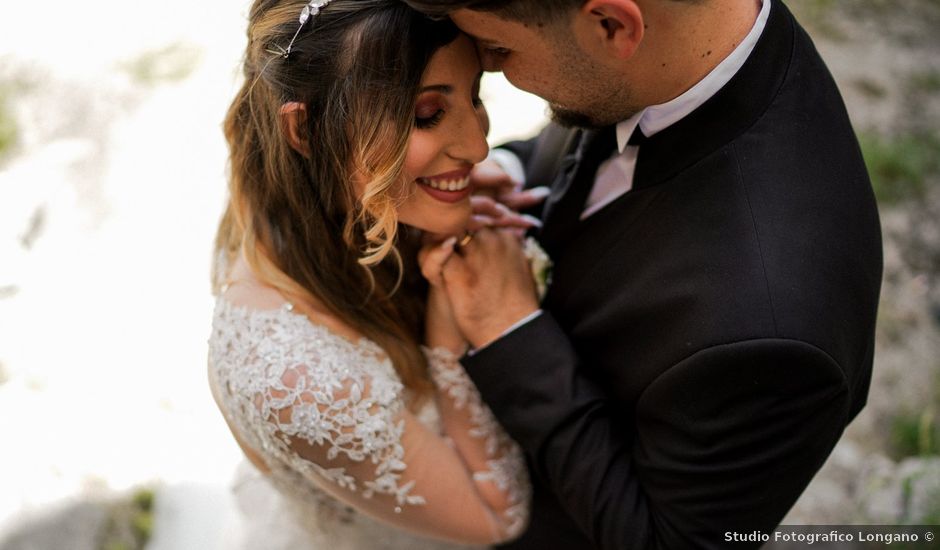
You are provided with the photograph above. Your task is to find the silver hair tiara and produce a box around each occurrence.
[267,0,334,59]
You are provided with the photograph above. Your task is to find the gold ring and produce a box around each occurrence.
[458,231,474,248]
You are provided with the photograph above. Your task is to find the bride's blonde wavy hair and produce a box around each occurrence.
[215,0,460,394]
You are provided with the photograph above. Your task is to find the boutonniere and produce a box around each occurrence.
[523,237,553,301]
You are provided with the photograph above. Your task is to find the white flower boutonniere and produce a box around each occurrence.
[523,237,553,301]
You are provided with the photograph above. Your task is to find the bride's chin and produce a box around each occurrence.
[406,224,463,243]
[421,218,471,239]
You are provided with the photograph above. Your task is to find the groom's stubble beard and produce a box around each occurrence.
[548,92,640,130]
[544,39,639,130]
[549,105,602,129]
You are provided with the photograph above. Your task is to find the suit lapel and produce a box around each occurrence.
[538,127,616,257]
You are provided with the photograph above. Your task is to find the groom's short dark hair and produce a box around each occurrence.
[404,0,584,25]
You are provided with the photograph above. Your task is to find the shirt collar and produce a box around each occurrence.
[615,0,770,152]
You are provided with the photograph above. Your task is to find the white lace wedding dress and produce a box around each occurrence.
[208,294,530,549]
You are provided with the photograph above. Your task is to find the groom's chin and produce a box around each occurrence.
[550,104,635,130]
[549,106,603,130]
[549,104,641,130]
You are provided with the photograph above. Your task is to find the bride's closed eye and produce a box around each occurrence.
[416,109,445,129]
[415,94,446,129]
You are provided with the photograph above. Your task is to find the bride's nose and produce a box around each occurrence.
[449,105,490,165]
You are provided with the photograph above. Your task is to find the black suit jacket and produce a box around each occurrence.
[463,2,882,548]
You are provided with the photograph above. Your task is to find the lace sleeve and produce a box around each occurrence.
[212,300,529,545]
[267,350,427,507]
[425,347,531,540]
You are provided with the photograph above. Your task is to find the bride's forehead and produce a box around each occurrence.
[423,36,481,78]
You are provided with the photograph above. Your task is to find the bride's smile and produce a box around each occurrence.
[395,34,489,236]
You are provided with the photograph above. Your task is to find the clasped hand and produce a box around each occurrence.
[420,193,543,354]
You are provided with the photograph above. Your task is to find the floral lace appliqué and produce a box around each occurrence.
[210,299,425,509]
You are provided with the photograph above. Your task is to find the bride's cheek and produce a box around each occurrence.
[404,136,436,176]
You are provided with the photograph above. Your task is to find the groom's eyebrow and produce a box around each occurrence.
[465,33,501,48]
[419,84,453,94]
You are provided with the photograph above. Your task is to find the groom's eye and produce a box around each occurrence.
[486,47,511,57]
[471,74,484,108]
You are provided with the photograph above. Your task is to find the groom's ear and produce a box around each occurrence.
[578,0,644,60]
[279,101,311,156]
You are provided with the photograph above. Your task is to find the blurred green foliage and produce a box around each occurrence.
[853,78,888,99]
[0,85,17,161]
[891,409,940,460]
[122,43,202,86]
[910,70,940,94]
[98,488,155,550]
[859,131,940,205]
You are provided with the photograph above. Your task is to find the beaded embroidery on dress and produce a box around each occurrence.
[208,296,530,549]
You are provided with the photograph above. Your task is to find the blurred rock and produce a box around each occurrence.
[0,499,108,550]
[786,444,940,525]
[900,457,940,522]
[146,482,240,550]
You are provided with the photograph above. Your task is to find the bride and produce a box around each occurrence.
[208,0,536,548]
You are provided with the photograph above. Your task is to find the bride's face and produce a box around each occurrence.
[395,34,490,237]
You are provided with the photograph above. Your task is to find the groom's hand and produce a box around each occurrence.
[441,228,540,350]
[471,158,551,211]
[468,195,541,238]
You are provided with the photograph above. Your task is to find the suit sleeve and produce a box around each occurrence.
[461,312,850,549]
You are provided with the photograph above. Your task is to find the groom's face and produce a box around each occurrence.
[451,8,631,128]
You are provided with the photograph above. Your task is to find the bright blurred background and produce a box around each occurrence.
[1,1,939,549]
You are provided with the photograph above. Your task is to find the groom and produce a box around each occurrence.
[406,0,882,548]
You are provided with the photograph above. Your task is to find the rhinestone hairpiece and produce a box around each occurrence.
[267,0,334,59]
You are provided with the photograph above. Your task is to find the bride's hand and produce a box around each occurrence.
[417,196,539,352]
[419,236,457,288]
[470,156,551,211]
[419,238,466,354]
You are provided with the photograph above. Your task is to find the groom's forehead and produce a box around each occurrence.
[451,9,538,43]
